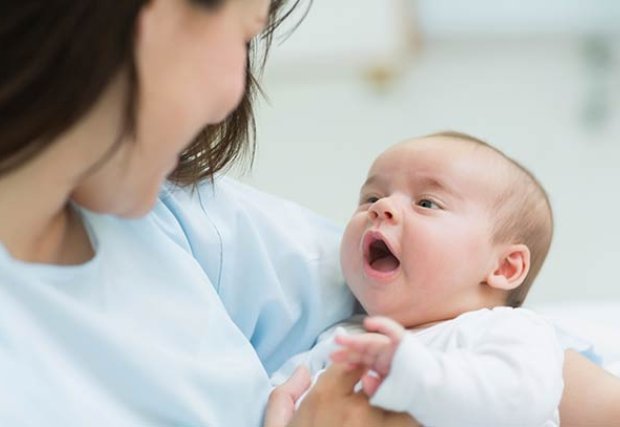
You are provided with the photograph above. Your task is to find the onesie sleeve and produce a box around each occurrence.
[158,177,355,374]
[370,309,564,427]
[270,325,344,387]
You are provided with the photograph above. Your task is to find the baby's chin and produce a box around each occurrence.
[352,299,393,321]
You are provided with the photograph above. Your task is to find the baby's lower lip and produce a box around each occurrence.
[363,260,400,283]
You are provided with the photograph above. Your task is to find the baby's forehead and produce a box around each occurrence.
[374,136,502,173]
[368,136,512,196]
[397,135,489,154]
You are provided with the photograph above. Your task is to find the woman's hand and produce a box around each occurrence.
[267,362,420,427]
[264,366,312,427]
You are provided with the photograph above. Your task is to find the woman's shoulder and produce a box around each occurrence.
[157,176,343,259]
[160,176,339,230]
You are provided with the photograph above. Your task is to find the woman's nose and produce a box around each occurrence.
[368,197,398,223]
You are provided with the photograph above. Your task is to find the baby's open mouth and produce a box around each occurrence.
[366,237,400,273]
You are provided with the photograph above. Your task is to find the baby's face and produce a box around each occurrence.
[340,137,506,327]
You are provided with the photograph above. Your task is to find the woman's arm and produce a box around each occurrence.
[267,348,620,427]
[560,350,620,427]
[268,348,620,427]
[265,364,421,427]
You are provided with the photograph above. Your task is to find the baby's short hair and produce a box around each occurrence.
[427,131,553,307]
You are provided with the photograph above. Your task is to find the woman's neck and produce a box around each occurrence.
[0,73,126,265]
[0,165,93,265]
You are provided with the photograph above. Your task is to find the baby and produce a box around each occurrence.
[272,131,563,427]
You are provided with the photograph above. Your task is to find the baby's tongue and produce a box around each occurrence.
[371,255,400,272]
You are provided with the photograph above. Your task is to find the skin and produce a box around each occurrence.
[333,137,533,397]
[0,1,417,426]
[268,351,620,427]
[340,137,530,328]
[0,0,269,264]
[560,350,620,426]
[332,316,405,396]
[269,138,620,426]
[1,1,618,425]
[265,364,422,427]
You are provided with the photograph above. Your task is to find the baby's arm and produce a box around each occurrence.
[334,310,564,427]
[330,316,405,396]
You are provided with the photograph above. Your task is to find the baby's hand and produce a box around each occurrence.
[330,316,405,396]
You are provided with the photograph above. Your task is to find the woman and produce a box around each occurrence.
[0,1,617,426]
[1,0,412,425]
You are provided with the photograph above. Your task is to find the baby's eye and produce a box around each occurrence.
[417,199,440,209]
[360,195,380,205]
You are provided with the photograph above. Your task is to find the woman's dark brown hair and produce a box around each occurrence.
[0,0,303,184]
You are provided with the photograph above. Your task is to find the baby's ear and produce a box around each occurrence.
[485,244,531,291]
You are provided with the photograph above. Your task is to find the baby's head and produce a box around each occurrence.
[340,132,553,328]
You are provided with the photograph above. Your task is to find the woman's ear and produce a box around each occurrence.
[484,244,531,291]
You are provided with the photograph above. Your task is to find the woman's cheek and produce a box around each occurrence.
[209,51,248,123]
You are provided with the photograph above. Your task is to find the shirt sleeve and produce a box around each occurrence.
[370,309,564,427]
[159,177,356,374]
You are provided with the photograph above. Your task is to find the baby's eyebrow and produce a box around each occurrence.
[415,175,462,200]
[361,173,463,201]
[361,174,384,190]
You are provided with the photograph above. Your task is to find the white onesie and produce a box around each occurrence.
[272,307,564,427]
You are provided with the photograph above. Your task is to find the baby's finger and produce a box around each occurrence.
[338,334,391,359]
[330,348,350,363]
[331,347,354,361]
[332,349,373,374]
[364,316,405,342]
[361,372,383,397]
[334,332,357,346]
[333,348,383,373]
[336,332,389,350]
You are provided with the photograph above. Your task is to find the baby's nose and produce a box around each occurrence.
[368,198,398,223]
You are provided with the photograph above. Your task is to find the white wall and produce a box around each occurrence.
[418,0,620,37]
[236,2,620,305]
[266,0,620,72]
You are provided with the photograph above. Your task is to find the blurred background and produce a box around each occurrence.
[236,0,620,305]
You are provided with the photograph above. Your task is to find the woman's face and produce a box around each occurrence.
[72,0,269,217]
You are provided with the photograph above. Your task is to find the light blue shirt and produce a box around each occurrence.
[0,177,355,426]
